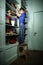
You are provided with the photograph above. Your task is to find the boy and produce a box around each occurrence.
[13,4,26,44]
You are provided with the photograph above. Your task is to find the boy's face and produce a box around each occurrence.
[19,10,24,14]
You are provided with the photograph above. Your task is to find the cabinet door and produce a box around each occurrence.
[0,51,6,65]
[0,0,5,24]
[33,12,43,50]
[0,0,5,48]
[0,0,3,23]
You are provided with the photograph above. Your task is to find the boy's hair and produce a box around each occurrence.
[19,7,25,11]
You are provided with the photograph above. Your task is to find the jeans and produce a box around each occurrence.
[19,23,24,44]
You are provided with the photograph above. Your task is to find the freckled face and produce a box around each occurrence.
[19,10,24,14]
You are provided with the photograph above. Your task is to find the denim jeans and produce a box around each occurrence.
[19,23,24,44]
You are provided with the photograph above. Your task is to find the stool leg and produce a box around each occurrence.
[25,54,28,64]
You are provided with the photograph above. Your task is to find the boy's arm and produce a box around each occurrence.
[15,5,21,17]
[16,11,21,17]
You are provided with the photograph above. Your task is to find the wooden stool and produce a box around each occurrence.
[17,44,28,63]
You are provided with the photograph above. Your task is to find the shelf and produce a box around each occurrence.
[6,0,19,4]
[6,33,19,36]
[24,28,27,30]
[6,2,16,12]
[21,0,28,2]
[24,34,27,36]
[0,42,18,51]
[24,22,27,24]
[21,0,28,7]
[4,42,18,50]
[6,13,17,18]
[6,24,19,28]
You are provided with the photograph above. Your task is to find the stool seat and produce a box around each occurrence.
[17,44,28,63]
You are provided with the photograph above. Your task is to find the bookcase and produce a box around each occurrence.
[0,0,28,64]
[0,0,21,65]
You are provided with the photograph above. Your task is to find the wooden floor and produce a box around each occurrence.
[10,50,43,65]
